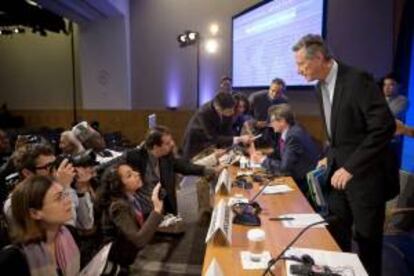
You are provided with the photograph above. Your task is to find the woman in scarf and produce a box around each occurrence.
[1,175,80,275]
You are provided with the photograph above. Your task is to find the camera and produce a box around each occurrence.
[17,134,42,145]
[4,172,20,192]
[53,149,98,169]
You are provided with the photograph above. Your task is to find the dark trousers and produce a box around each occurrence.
[328,190,385,276]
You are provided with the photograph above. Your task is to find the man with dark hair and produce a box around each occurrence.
[250,104,319,192]
[72,121,122,164]
[249,78,288,125]
[127,126,213,215]
[219,76,232,93]
[4,142,94,231]
[181,93,253,159]
[381,74,408,119]
[292,34,398,275]
[248,78,289,148]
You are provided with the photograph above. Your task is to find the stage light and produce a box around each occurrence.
[178,34,187,43]
[177,31,199,47]
[188,31,198,41]
[205,39,218,54]
[209,24,219,35]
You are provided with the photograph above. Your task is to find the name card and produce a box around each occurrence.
[205,199,232,245]
[215,168,232,195]
[205,258,224,276]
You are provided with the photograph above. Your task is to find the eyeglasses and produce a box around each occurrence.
[34,161,55,171]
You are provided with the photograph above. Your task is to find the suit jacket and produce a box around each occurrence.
[248,90,289,121]
[262,124,319,185]
[181,101,234,159]
[316,63,399,205]
[126,146,206,214]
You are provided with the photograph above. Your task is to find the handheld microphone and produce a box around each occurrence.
[262,216,337,276]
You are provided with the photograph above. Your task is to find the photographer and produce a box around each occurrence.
[3,143,94,232]
[59,130,84,155]
[126,126,213,216]
[72,121,122,164]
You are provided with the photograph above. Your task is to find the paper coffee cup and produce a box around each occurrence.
[247,228,265,261]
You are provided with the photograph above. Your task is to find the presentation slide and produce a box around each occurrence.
[232,0,324,87]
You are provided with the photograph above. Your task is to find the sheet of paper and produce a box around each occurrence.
[279,213,326,228]
[285,247,368,276]
[262,184,293,194]
[227,196,249,206]
[240,251,272,270]
[80,242,112,276]
[249,161,262,169]
[236,170,254,176]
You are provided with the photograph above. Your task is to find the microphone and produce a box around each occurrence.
[248,177,274,203]
[262,216,337,276]
[232,178,276,226]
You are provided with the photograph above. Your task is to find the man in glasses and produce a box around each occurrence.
[249,104,319,194]
[3,143,93,231]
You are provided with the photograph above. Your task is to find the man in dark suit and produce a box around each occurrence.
[292,34,399,275]
[181,93,252,160]
[126,126,212,215]
[250,104,319,193]
[249,78,289,147]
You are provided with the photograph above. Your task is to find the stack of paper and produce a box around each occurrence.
[240,251,272,270]
[279,213,326,228]
[262,184,293,194]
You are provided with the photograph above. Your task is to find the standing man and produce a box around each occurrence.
[218,76,233,94]
[249,78,288,147]
[181,93,252,160]
[249,78,288,124]
[292,34,398,275]
[382,74,408,120]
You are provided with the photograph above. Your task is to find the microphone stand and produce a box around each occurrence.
[262,217,333,276]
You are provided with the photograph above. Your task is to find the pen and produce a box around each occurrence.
[269,217,295,221]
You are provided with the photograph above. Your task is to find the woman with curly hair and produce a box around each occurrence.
[96,163,163,274]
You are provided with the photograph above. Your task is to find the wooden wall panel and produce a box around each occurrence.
[10,110,325,146]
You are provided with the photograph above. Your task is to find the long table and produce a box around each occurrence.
[202,167,340,275]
